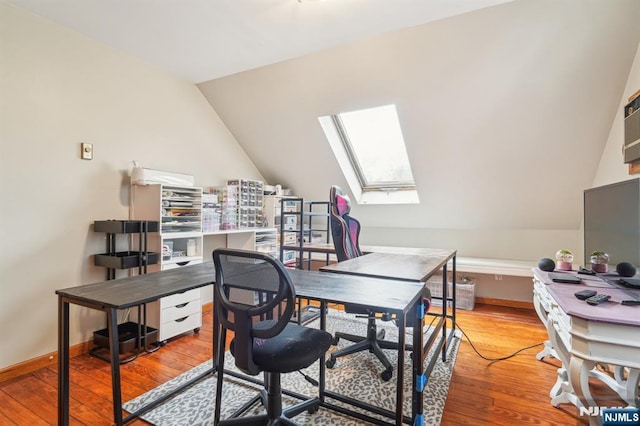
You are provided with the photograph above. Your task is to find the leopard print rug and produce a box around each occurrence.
[123,309,461,425]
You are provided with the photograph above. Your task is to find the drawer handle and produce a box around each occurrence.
[175,316,188,323]
[175,302,189,309]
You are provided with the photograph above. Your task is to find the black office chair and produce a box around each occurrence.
[213,248,332,425]
[325,185,405,381]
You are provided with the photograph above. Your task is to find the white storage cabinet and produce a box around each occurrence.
[131,183,203,342]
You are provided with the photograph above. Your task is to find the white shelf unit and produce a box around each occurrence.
[203,227,277,307]
[203,228,277,255]
[255,228,278,257]
[130,183,203,342]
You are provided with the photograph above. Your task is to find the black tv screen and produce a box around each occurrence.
[584,178,640,268]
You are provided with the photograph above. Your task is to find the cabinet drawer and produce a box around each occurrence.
[161,299,202,323]
[550,306,572,348]
[533,281,553,312]
[158,312,202,341]
[160,288,200,309]
[162,258,203,271]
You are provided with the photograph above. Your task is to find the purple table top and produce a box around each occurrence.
[533,268,640,327]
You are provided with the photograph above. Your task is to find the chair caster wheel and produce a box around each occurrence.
[331,336,340,346]
[381,368,393,382]
[376,329,386,339]
[326,356,336,369]
[307,405,319,414]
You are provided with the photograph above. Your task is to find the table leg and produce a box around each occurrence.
[412,298,426,425]
[536,341,557,361]
[107,308,124,425]
[57,297,70,426]
[623,369,640,407]
[545,313,582,408]
[319,301,327,403]
[441,263,448,362]
[532,288,557,361]
[396,313,406,426]
[569,356,599,426]
[451,254,456,336]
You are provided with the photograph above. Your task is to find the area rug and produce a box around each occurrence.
[123,310,461,425]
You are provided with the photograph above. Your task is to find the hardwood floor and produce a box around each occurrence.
[0,304,625,425]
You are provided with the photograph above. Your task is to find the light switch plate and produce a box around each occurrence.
[81,142,93,160]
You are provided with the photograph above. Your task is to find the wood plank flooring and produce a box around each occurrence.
[0,304,625,425]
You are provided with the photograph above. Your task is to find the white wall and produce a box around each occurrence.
[0,3,262,370]
[199,0,640,263]
[593,43,640,188]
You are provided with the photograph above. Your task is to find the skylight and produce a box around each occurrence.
[319,104,419,205]
[334,104,415,190]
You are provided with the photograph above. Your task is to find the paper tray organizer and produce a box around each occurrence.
[93,220,160,270]
[94,251,159,269]
[93,322,158,353]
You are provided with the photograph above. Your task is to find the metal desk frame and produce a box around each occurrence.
[58,250,455,426]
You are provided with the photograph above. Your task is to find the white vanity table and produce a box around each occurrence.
[532,268,640,425]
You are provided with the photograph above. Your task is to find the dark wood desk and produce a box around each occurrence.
[320,251,454,282]
[320,249,458,416]
[57,261,427,426]
[56,264,215,426]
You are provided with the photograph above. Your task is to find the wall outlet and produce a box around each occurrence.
[81,142,93,160]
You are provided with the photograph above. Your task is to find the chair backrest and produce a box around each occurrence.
[213,248,295,376]
[329,185,363,262]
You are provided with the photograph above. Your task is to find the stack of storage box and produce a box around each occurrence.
[227,179,265,228]
[201,192,221,232]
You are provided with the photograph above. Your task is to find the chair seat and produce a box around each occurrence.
[231,320,332,374]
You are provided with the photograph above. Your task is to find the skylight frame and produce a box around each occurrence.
[330,105,416,193]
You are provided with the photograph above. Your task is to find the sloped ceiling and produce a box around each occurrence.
[5,0,512,83]
[198,0,640,236]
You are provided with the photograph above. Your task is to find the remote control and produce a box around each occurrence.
[578,266,596,275]
[575,289,597,300]
[585,294,611,306]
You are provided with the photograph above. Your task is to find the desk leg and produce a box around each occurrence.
[107,308,124,426]
[569,356,600,426]
[213,306,220,373]
[441,263,449,362]
[57,297,70,426]
[546,316,581,408]
[451,255,456,336]
[319,301,327,403]
[412,299,426,426]
[623,368,640,407]
[396,313,406,426]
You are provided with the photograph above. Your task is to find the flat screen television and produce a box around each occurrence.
[584,178,640,268]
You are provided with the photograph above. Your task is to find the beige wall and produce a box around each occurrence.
[199,0,640,264]
[593,42,640,188]
[0,3,262,369]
